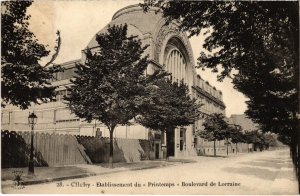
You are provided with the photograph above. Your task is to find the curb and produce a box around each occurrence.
[1,169,124,188]
[24,169,129,186]
[2,163,175,188]
[129,165,167,171]
[22,173,97,186]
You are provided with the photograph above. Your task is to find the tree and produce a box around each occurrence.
[1,1,62,109]
[65,24,149,168]
[223,125,233,156]
[263,133,278,150]
[198,113,228,157]
[142,0,298,142]
[229,125,244,154]
[243,131,253,152]
[244,130,267,152]
[142,2,299,186]
[137,71,202,156]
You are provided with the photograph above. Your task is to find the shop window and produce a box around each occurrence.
[180,140,184,151]
[193,137,197,147]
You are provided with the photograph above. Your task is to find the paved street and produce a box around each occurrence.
[2,149,298,195]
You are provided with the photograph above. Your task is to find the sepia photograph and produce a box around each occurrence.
[1,0,299,195]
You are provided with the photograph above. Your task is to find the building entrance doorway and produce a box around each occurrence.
[166,128,175,157]
[155,143,159,159]
[180,128,186,151]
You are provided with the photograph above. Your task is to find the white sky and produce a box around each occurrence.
[27,0,248,117]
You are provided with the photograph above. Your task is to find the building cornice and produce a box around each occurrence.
[56,59,80,68]
[192,86,226,109]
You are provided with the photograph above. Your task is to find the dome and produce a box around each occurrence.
[83,4,196,88]
[86,4,162,49]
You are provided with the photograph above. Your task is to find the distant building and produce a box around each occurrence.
[1,5,225,158]
[227,114,259,131]
[227,114,259,152]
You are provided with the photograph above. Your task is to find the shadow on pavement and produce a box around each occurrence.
[223,166,278,180]
[223,156,295,181]
[239,160,282,169]
[197,155,227,158]
[254,158,286,162]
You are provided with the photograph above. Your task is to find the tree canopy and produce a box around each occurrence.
[199,113,228,140]
[243,130,266,151]
[66,24,149,167]
[198,113,229,156]
[229,125,244,145]
[141,1,299,145]
[137,71,202,133]
[1,1,62,109]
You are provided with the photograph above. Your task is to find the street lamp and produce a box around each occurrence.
[28,112,37,176]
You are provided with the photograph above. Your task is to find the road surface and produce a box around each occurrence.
[2,149,298,195]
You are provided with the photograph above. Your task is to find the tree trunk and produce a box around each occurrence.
[165,129,168,160]
[291,136,297,167]
[294,128,300,193]
[236,143,238,154]
[109,129,114,168]
[297,142,300,194]
[213,140,216,157]
[297,133,300,194]
[226,140,228,156]
[295,6,300,193]
[291,133,298,190]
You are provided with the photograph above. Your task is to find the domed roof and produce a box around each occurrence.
[83,4,197,89]
[86,4,164,49]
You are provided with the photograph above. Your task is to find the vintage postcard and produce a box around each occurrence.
[1,0,299,195]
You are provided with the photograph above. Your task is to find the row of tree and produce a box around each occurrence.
[199,113,278,157]
[65,24,202,167]
[141,1,299,191]
[1,2,202,168]
[1,1,295,173]
[1,1,283,167]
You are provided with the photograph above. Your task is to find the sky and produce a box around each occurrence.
[27,0,248,117]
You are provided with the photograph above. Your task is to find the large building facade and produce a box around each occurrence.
[1,5,226,158]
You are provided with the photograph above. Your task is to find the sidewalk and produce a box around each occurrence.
[269,153,299,194]
[1,160,177,188]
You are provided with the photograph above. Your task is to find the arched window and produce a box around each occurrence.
[165,49,186,82]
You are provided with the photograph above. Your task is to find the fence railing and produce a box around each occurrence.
[1,130,152,168]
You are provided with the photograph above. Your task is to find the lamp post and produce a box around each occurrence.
[28,112,37,176]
